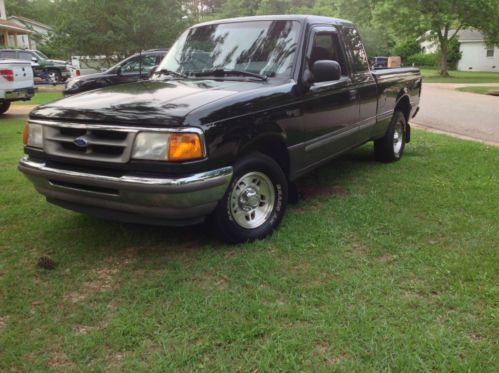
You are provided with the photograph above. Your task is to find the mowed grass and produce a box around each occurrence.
[458,86,499,96]
[1,119,498,371]
[421,68,499,83]
[13,91,63,106]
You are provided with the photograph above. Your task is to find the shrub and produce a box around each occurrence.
[392,39,421,61]
[447,37,462,70]
[407,53,440,67]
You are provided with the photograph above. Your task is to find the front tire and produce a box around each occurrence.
[374,111,406,162]
[211,153,288,243]
[0,101,11,114]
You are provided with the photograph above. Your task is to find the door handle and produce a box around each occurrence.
[348,89,358,100]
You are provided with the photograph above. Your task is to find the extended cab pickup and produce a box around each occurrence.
[0,59,35,114]
[19,15,421,243]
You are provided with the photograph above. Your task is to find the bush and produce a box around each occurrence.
[407,53,440,67]
[392,39,421,61]
[447,37,462,70]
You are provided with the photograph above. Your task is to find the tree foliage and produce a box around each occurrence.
[51,0,187,62]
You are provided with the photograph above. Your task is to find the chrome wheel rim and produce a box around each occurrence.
[229,171,275,229]
[393,121,404,155]
[48,72,58,82]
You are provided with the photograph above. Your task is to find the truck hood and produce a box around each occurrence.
[30,79,278,126]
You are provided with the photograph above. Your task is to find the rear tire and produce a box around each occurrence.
[0,101,11,114]
[374,111,406,162]
[211,153,288,243]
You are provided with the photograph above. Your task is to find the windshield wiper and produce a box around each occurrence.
[191,69,268,81]
[155,69,187,78]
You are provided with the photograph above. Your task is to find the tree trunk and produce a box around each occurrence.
[438,24,450,78]
[440,40,449,77]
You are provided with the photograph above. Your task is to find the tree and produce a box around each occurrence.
[48,0,187,63]
[373,0,499,77]
[5,0,61,26]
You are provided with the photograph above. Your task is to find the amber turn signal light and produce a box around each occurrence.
[23,122,29,145]
[168,133,204,161]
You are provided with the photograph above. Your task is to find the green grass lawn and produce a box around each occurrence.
[421,68,499,84]
[457,86,499,96]
[14,91,63,106]
[1,119,498,371]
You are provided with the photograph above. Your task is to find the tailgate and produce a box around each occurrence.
[0,60,34,91]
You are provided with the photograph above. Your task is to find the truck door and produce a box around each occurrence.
[340,26,378,141]
[300,26,359,168]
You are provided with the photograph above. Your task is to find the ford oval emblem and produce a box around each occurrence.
[73,137,88,148]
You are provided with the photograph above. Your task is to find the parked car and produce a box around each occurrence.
[19,15,422,243]
[0,59,35,114]
[370,56,389,69]
[0,49,70,82]
[63,49,167,96]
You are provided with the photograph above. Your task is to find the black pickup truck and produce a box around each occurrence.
[19,15,421,243]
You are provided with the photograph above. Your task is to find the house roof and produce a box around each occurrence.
[420,28,486,43]
[453,29,484,42]
[0,18,33,33]
[8,15,52,30]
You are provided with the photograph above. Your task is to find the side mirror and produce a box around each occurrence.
[31,57,38,62]
[312,60,342,83]
[116,67,122,76]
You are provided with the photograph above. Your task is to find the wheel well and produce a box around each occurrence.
[241,137,290,178]
[395,95,411,123]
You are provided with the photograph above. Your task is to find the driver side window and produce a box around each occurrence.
[308,32,347,76]
[121,55,158,74]
[121,57,141,74]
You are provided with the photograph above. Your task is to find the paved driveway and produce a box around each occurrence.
[413,83,499,144]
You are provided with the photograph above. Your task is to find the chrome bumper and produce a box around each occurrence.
[18,156,233,226]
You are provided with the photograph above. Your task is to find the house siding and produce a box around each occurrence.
[458,42,499,72]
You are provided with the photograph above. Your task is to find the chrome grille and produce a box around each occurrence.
[42,122,137,163]
[30,119,206,164]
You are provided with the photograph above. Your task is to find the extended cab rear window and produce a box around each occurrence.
[341,27,370,73]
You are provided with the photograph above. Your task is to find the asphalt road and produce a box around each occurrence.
[414,83,499,144]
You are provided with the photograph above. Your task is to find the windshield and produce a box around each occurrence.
[158,20,301,78]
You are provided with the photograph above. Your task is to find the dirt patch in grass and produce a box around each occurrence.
[314,341,350,366]
[63,268,120,303]
[378,254,394,263]
[351,241,369,256]
[48,352,73,368]
[0,315,9,330]
[298,185,348,200]
[191,272,229,290]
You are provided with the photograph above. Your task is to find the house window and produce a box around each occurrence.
[486,47,495,57]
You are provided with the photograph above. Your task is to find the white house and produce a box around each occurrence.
[420,29,499,72]
[8,15,52,50]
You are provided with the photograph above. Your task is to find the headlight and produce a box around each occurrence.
[131,132,204,161]
[23,122,43,148]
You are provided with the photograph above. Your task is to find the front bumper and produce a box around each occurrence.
[18,156,233,226]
